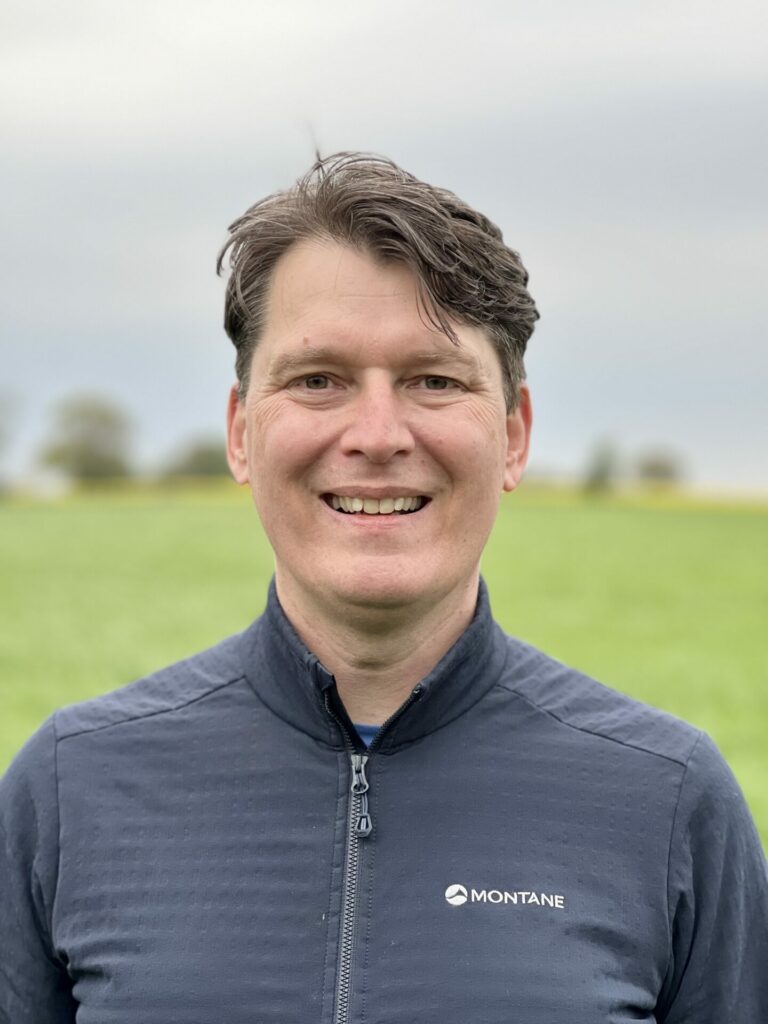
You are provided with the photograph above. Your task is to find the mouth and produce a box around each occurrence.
[322,494,430,516]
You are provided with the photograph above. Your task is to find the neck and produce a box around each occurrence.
[276,574,481,724]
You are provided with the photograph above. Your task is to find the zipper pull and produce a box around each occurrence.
[350,754,373,837]
[355,800,372,838]
[350,753,369,794]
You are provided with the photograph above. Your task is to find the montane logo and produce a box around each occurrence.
[444,884,566,910]
[444,884,468,906]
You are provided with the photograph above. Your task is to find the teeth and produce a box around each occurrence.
[329,495,424,515]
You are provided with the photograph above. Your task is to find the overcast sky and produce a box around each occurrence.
[1,0,766,491]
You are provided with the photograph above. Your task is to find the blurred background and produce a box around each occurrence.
[1,1,766,838]
[1,0,766,493]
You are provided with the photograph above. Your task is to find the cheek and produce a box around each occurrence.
[425,416,508,484]
[245,402,331,473]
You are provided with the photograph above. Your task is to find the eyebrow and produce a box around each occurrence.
[266,347,342,377]
[266,345,483,377]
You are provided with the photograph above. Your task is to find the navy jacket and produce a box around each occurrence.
[2,582,767,1022]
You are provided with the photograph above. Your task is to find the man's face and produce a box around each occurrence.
[227,238,531,616]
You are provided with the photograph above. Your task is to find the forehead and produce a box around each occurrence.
[259,238,500,376]
[265,238,424,335]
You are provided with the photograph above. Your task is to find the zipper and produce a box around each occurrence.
[325,684,423,1024]
[350,753,372,837]
[367,683,423,754]
[334,751,370,1024]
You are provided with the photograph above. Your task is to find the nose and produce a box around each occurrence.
[339,380,416,463]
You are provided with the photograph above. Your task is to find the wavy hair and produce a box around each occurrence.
[217,152,539,409]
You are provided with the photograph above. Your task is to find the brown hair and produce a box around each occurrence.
[217,152,539,409]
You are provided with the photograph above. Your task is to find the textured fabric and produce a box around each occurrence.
[1,581,767,1023]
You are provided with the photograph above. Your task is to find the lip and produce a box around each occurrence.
[320,487,430,500]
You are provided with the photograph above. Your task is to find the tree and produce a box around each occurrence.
[582,439,620,494]
[635,449,684,486]
[39,395,133,481]
[0,392,19,496]
[0,392,16,457]
[162,437,230,478]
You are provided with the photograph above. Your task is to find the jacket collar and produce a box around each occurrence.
[239,578,509,752]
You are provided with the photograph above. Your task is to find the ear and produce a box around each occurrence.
[226,385,250,485]
[503,384,532,492]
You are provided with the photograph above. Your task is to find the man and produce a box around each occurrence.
[1,153,766,1023]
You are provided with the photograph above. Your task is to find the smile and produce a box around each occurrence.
[323,495,427,515]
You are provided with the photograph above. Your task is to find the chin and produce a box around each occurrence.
[321,560,455,614]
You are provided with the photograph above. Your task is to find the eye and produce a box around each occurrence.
[421,376,460,391]
[300,374,331,390]
[287,371,344,399]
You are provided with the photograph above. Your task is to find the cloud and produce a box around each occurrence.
[1,0,766,489]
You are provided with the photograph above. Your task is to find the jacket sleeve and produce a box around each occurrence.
[0,717,77,1023]
[658,731,768,1023]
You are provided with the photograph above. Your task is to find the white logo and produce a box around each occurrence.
[444,884,468,906]
[444,883,565,910]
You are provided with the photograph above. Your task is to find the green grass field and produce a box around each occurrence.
[1,483,766,846]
